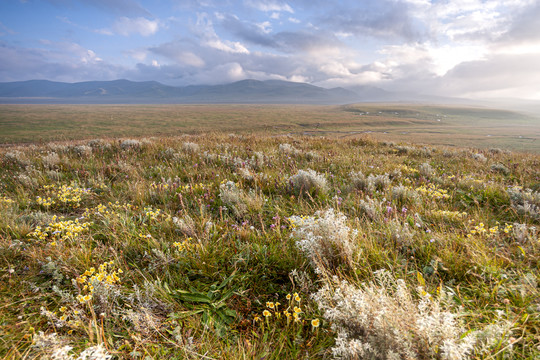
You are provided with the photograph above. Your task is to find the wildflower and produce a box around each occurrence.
[311,318,320,328]
[263,310,272,317]
[266,302,275,309]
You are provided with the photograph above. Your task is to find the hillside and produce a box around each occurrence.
[0,79,361,104]
[0,134,538,359]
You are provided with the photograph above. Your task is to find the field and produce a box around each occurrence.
[0,131,539,359]
[1,104,539,153]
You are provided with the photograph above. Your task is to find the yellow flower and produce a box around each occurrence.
[286,294,291,300]
[311,318,320,328]
[294,306,302,313]
[263,310,272,317]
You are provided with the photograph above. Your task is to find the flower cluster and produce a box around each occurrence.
[143,206,162,221]
[75,261,122,304]
[415,183,450,200]
[36,183,92,209]
[172,237,195,252]
[83,201,138,219]
[30,216,92,246]
[0,196,14,206]
[257,292,320,330]
[467,221,513,238]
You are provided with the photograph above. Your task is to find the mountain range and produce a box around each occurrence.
[0,78,460,105]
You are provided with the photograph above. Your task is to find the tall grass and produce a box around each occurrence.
[0,133,538,359]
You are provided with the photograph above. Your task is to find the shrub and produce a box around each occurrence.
[472,153,487,162]
[313,271,476,360]
[4,150,28,166]
[490,163,510,175]
[219,181,264,218]
[72,145,92,157]
[392,185,420,207]
[182,142,200,154]
[120,139,141,150]
[507,186,540,219]
[358,197,382,221]
[87,139,111,149]
[351,172,390,193]
[289,169,328,195]
[31,331,112,360]
[419,162,434,177]
[279,143,300,156]
[42,152,61,169]
[289,208,356,274]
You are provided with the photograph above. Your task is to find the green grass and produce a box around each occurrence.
[0,133,538,359]
[1,104,539,153]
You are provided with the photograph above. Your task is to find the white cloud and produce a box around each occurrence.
[194,13,250,54]
[177,51,205,67]
[256,21,272,34]
[124,49,148,61]
[245,0,294,13]
[81,49,102,64]
[113,17,160,36]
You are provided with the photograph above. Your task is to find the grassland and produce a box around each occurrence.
[0,133,539,359]
[1,104,539,153]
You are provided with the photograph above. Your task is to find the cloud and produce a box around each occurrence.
[112,17,160,36]
[220,14,342,54]
[0,41,121,82]
[0,21,16,36]
[494,1,540,53]
[318,0,427,42]
[193,13,249,54]
[150,40,206,67]
[245,0,294,13]
[438,52,540,99]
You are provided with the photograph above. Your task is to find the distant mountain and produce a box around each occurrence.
[0,79,363,104]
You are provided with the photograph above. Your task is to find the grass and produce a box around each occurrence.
[0,132,539,359]
[0,104,539,153]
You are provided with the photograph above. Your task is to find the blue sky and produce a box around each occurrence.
[1,0,540,99]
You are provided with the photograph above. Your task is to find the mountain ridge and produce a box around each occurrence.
[0,79,375,104]
[0,78,476,105]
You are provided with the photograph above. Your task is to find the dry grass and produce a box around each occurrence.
[1,104,539,153]
[0,131,538,359]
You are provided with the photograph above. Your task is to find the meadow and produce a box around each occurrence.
[1,104,539,153]
[0,132,538,359]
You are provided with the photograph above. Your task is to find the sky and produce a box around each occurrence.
[1,0,540,100]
